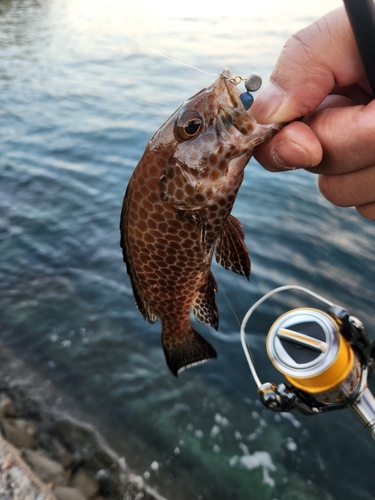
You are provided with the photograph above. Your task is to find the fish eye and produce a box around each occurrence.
[175,111,203,141]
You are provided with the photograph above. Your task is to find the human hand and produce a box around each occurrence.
[252,6,375,221]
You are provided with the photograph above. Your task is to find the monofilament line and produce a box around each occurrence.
[112,24,219,77]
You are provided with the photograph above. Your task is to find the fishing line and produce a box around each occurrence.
[218,280,242,330]
[104,9,255,90]
[108,20,219,77]
[118,23,250,88]
[214,274,247,338]
[118,25,250,87]
[112,12,259,336]
[124,30,218,76]
[112,7,258,343]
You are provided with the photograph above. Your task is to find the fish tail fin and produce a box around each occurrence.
[162,326,217,377]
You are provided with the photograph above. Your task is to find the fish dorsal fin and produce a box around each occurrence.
[120,184,158,323]
[193,271,219,329]
[215,215,251,278]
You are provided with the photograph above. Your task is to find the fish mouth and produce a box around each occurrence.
[214,70,279,151]
[215,69,243,111]
[213,71,253,136]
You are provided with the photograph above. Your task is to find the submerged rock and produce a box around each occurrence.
[72,470,99,499]
[2,418,37,450]
[22,449,68,486]
[54,486,87,500]
[0,395,17,418]
[0,380,167,500]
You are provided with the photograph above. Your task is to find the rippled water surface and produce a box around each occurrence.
[1,1,375,499]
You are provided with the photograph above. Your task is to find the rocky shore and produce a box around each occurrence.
[0,344,167,500]
[0,385,167,500]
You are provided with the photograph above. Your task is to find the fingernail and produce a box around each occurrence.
[252,82,284,122]
[273,141,313,170]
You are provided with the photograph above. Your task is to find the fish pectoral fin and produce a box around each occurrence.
[215,214,251,279]
[193,271,219,329]
[162,327,217,377]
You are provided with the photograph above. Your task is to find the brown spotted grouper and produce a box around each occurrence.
[120,69,278,376]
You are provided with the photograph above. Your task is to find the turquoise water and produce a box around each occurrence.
[1,0,375,499]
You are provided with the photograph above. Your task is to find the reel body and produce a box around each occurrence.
[241,286,375,439]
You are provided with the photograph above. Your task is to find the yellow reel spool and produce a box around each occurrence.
[266,308,355,396]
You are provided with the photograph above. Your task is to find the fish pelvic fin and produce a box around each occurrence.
[162,326,217,377]
[216,214,251,279]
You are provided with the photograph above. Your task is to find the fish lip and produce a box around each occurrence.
[220,68,232,80]
[215,70,242,110]
[213,71,250,136]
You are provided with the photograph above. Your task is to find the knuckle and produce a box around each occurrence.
[318,175,349,207]
[254,143,278,172]
[356,203,375,222]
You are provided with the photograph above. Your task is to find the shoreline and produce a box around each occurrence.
[0,343,167,500]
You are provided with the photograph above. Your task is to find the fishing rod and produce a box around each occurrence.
[343,0,375,95]
[240,0,375,440]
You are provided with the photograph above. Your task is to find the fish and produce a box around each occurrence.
[120,69,278,376]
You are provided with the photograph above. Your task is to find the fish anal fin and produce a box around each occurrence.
[162,327,217,377]
[193,271,219,329]
[131,281,158,324]
[215,214,251,279]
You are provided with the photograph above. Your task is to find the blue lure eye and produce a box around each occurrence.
[240,91,254,111]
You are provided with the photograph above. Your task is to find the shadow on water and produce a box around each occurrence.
[1,0,374,499]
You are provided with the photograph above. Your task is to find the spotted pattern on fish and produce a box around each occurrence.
[120,69,278,376]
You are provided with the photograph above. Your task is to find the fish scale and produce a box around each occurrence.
[120,69,279,376]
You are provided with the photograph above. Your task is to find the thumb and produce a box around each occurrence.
[251,6,366,124]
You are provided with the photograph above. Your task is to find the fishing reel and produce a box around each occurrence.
[240,286,375,439]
